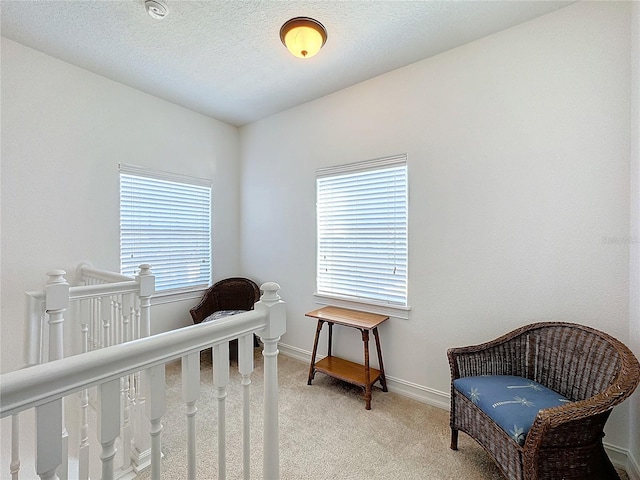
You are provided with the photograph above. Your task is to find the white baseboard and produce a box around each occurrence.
[277,341,635,478]
[277,342,449,411]
[278,342,314,364]
[626,450,640,480]
[384,374,450,410]
[606,443,632,475]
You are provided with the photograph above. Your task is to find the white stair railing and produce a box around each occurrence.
[2,282,286,480]
[19,263,155,480]
[74,262,155,475]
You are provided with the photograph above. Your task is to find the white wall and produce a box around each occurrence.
[1,0,637,472]
[629,1,640,476]
[0,38,242,374]
[240,0,636,455]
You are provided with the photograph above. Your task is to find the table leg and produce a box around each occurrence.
[307,320,324,385]
[373,327,388,392]
[327,322,333,358]
[361,328,372,410]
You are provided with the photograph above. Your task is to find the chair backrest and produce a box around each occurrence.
[190,277,260,324]
[521,323,639,403]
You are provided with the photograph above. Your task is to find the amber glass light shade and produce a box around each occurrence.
[280,17,327,59]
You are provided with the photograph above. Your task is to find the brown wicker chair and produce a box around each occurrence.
[190,277,260,324]
[448,322,640,480]
[190,277,261,360]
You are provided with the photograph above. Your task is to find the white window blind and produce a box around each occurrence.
[316,155,408,307]
[119,164,212,292]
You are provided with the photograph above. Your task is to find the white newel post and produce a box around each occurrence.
[255,282,286,480]
[133,264,155,470]
[136,264,154,338]
[45,270,69,362]
[45,271,69,480]
[24,291,45,366]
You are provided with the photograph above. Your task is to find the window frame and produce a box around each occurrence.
[315,154,409,318]
[119,163,212,296]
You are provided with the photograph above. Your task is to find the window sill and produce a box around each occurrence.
[313,293,410,319]
[151,286,208,306]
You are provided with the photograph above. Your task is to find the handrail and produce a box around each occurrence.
[24,291,45,301]
[23,264,154,368]
[17,263,157,479]
[68,281,140,300]
[1,310,264,417]
[76,262,133,283]
[5,281,286,480]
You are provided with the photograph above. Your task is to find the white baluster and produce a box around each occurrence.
[255,282,286,480]
[129,372,143,469]
[45,271,69,480]
[182,352,200,480]
[122,294,132,343]
[120,375,132,471]
[213,342,230,480]
[98,379,120,480]
[101,295,111,348]
[93,296,101,349]
[78,387,90,480]
[114,294,122,345]
[145,364,165,480]
[133,295,141,341]
[10,414,20,480]
[78,298,90,480]
[88,297,96,350]
[238,334,254,480]
[117,293,133,471]
[36,399,62,480]
[132,368,150,470]
[80,320,89,355]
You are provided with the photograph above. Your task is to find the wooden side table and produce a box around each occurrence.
[306,306,389,410]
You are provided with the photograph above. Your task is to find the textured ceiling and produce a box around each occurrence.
[1,0,573,126]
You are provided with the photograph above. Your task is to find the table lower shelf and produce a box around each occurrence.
[313,356,382,388]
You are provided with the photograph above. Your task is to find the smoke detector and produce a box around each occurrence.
[145,0,169,20]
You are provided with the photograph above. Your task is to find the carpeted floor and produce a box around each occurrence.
[137,350,629,480]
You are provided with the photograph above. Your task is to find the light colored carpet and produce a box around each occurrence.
[137,350,629,480]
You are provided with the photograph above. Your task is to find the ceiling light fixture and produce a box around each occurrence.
[145,0,169,20]
[280,17,327,59]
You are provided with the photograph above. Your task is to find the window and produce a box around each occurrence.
[316,155,408,308]
[119,164,212,292]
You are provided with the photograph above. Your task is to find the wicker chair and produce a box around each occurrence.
[190,277,261,360]
[448,322,640,480]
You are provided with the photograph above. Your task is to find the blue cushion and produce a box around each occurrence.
[454,375,570,445]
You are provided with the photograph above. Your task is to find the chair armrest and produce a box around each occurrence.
[523,391,620,455]
[527,364,638,441]
[190,292,219,324]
